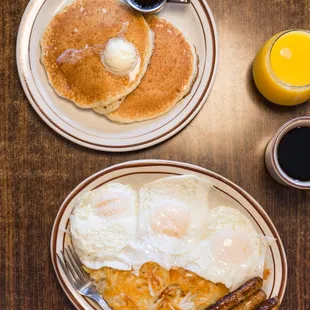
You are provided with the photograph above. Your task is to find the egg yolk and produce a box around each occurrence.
[150,207,191,238]
[95,197,128,217]
[212,232,251,264]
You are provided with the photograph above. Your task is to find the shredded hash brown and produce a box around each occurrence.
[84,262,228,310]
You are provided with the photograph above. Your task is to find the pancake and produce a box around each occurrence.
[95,97,124,114]
[41,0,154,108]
[94,16,198,123]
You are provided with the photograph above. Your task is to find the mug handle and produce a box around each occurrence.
[167,0,191,3]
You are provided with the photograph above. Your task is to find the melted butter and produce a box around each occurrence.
[129,57,141,82]
[55,21,140,80]
[53,0,75,16]
[56,44,105,65]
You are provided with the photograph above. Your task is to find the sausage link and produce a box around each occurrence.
[205,277,263,310]
[231,290,267,310]
[255,297,279,310]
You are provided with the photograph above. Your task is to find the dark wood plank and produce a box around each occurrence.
[1,0,310,309]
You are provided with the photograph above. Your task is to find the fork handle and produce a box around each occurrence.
[90,294,111,310]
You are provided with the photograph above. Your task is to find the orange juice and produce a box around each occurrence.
[253,30,310,106]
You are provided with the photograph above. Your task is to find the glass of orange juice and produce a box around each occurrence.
[253,30,310,106]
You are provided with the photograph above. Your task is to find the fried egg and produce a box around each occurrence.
[70,183,138,270]
[178,206,270,290]
[69,176,272,293]
[135,175,212,270]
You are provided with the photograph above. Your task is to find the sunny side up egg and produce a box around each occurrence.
[69,176,272,293]
[178,206,270,290]
[70,183,138,270]
[134,175,212,270]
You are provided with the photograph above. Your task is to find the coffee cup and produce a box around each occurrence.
[265,117,310,189]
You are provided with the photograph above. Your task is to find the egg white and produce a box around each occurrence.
[70,183,138,270]
[178,206,269,290]
[69,177,272,292]
[135,175,212,270]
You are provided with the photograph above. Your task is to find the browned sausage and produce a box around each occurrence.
[205,277,263,310]
[231,290,267,310]
[255,297,279,310]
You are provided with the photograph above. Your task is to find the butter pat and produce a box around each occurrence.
[102,38,138,75]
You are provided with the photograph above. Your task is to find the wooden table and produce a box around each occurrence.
[1,0,310,309]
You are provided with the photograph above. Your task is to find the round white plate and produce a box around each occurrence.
[17,0,218,152]
[51,160,287,310]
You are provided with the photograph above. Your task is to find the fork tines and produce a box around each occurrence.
[57,245,88,285]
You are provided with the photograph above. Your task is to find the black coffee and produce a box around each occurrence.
[277,126,310,181]
[132,0,163,9]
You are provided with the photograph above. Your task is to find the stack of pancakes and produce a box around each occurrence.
[41,0,198,123]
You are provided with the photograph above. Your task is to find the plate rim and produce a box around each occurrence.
[50,159,288,309]
[16,0,219,152]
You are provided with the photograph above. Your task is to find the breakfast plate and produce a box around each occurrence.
[17,0,218,152]
[51,160,287,310]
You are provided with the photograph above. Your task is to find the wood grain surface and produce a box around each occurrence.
[1,0,310,309]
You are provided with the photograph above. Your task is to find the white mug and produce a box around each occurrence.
[265,116,310,190]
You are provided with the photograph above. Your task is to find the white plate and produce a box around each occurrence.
[17,0,218,152]
[51,160,287,310]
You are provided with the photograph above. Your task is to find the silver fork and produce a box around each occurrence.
[57,245,111,310]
